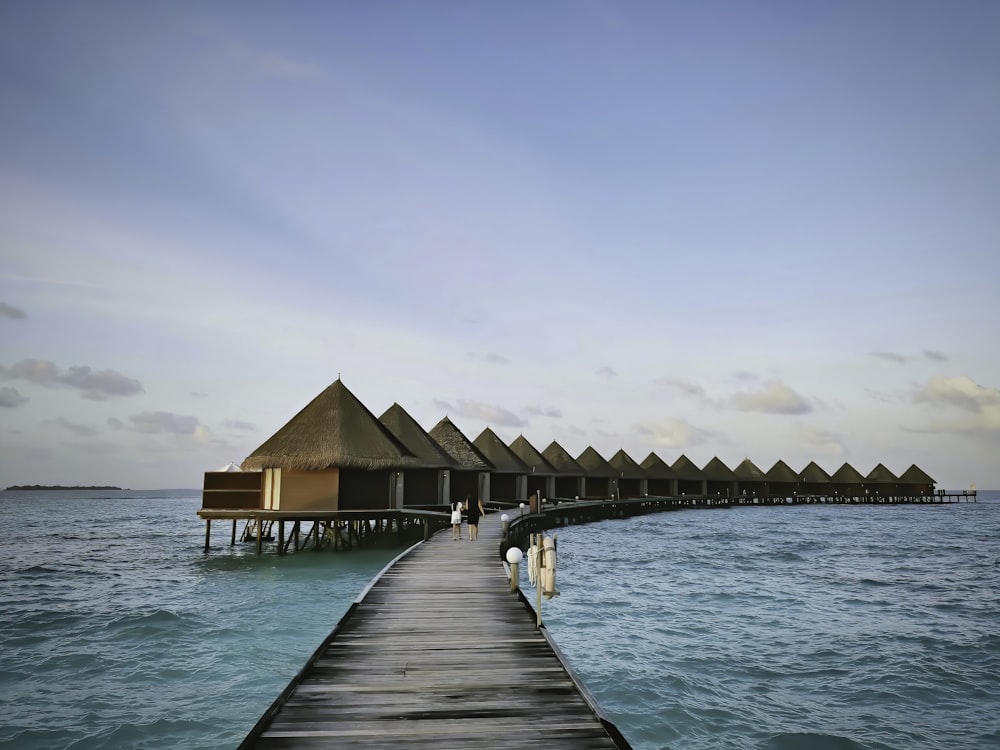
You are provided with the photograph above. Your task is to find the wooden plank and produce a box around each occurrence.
[240,514,631,750]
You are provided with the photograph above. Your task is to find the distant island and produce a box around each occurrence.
[4,485,123,491]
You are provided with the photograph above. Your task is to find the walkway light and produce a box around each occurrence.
[506,546,524,592]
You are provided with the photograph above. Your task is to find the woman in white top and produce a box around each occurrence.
[450,499,463,540]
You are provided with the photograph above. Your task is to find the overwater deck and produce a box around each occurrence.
[238,512,630,750]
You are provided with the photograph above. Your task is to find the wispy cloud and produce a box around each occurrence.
[432,399,527,428]
[729,381,812,415]
[0,359,143,400]
[596,366,616,379]
[0,302,26,320]
[525,405,562,418]
[128,411,205,435]
[911,375,1000,436]
[44,416,97,437]
[634,417,724,449]
[871,351,909,364]
[0,387,29,408]
[923,350,948,362]
[654,377,705,398]
[222,419,255,432]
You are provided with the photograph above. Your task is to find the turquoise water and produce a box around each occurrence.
[1,490,997,749]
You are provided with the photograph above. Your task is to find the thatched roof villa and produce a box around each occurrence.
[542,441,586,498]
[474,427,531,501]
[428,416,493,504]
[608,449,647,499]
[379,403,454,506]
[200,379,941,517]
[672,454,706,495]
[241,379,420,511]
[509,435,559,500]
[576,446,617,498]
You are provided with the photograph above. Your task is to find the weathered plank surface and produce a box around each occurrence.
[242,513,629,749]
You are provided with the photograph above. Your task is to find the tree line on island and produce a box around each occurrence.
[4,485,123,491]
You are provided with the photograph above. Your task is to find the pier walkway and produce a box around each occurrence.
[239,512,630,750]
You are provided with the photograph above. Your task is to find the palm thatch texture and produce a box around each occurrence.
[379,403,455,469]
[609,449,647,479]
[576,446,617,477]
[542,441,585,475]
[866,463,900,483]
[799,461,832,484]
[671,454,704,480]
[733,458,766,482]
[508,435,558,475]
[765,459,799,483]
[474,428,532,474]
[702,456,736,481]
[898,464,936,485]
[428,417,493,470]
[241,379,419,472]
[640,452,677,479]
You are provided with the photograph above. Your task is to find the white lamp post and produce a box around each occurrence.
[505,546,523,592]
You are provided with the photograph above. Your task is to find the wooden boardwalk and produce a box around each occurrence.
[240,512,631,750]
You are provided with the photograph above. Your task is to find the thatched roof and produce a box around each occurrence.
[866,463,899,483]
[898,464,936,485]
[830,462,865,483]
[765,460,799,483]
[576,446,616,477]
[474,428,531,474]
[542,441,585,474]
[640,452,676,479]
[733,458,766,482]
[379,403,454,469]
[609,449,646,479]
[242,379,418,471]
[428,417,493,471]
[702,456,735,481]
[509,435,557,475]
[671,454,704,480]
[799,460,831,483]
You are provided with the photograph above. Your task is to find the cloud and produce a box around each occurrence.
[923,350,948,362]
[44,417,97,437]
[914,376,1000,414]
[0,302,26,320]
[0,359,143,400]
[729,381,812,414]
[596,367,616,379]
[222,419,256,432]
[634,417,723,449]
[655,377,705,398]
[191,391,209,399]
[432,399,527,427]
[871,351,909,364]
[525,405,563,418]
[128,411,204,435]
[0,387,29,408]
[795,427,849,459]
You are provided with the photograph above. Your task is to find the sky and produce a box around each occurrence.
[1,1,998,490]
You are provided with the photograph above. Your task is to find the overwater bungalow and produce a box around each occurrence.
[640,452,677,497]
[474,428,530,501]
[508,435,558,500]
[379,403,453,506]
[830,462,866,500]
[865,463,900,500]
[702,456,737,499]
[733,458,767,500]
[428,417,493,504]
[799,460,832,497]
[239,379,420,511]
[541,441,586,499]
[608,449,647,498]
[576,446,617,498]
[898,464,936,499]
[671,454,706,495]
[764,459,800,500]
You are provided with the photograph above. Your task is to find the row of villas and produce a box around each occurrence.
[201,379,937,514]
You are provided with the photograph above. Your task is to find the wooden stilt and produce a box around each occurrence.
[256,518,263,554]
[204,519,211,553]
[230,519,237,546]
[278,520,285,555]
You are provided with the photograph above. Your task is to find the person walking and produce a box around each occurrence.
[450,499,463,541]
[465,494,486,541]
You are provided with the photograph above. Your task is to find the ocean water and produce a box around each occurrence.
[541,493,1000,750]
[1,490,997,749]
